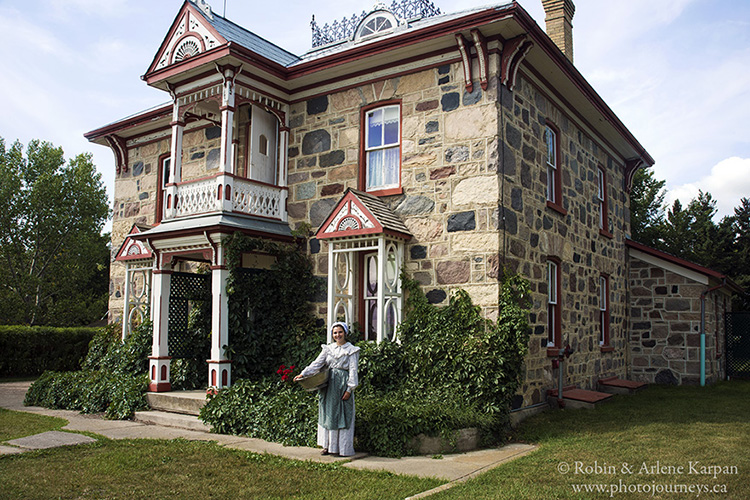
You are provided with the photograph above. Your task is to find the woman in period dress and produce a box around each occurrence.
[294,322,360,457]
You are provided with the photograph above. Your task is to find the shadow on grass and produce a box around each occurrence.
[514,380,750,443]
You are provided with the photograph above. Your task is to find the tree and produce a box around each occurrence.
[0,138,111,326]
[629,167,666,247]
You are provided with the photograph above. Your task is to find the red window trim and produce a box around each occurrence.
[598,166,613,238]
[546,256,562,356]
[599,273,611,351]
[155,152,171,224]
[545,120,565,215]
[359,99,403,195]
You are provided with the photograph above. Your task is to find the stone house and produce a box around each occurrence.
[627,240,742,386]
[86,0,664,408]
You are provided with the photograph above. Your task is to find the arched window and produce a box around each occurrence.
[259,134,268,156]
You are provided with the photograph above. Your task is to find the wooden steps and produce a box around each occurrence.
[547,386,614,409]
[597,377,648,395]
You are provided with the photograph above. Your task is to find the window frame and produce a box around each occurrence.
[546,257,562,354]
[359,100,403,196]
[544,121,566,215]
[155,153,171,224]
[599,274,612,352]
[598,166,613,238]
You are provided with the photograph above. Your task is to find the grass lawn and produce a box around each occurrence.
[0,407,67,441]
[0,410,442,500]
[2,382,749,499]
[434,380,750,499]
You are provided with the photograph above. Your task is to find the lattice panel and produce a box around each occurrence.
[726,312,750,379]
[169,272,211,359]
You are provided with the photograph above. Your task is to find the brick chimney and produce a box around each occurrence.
[541,0,575,62]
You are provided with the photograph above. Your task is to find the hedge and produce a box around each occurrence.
[0,325,98,377]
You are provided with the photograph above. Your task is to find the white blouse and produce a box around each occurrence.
[300,342,360,392]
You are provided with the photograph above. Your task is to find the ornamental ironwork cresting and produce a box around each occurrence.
[310,0,441,47]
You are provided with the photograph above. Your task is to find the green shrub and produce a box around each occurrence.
[200,376,317,447]
[355,388,495,457]
[24,321,152,419]
[0,325,97,377]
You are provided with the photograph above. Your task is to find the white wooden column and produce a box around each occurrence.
[327,242,335,343]
[208,240,231,390]
[165,101,184,220]
[278,126,289,222]
[218,66,238,213]
[148,255,172,392]
[121,263,131,340]
[376,236,386,342]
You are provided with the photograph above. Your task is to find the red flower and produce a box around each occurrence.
[281,374,289,381]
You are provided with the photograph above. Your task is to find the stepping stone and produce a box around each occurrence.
[6,431,97,450]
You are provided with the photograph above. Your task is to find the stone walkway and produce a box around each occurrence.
[0,381,537,493]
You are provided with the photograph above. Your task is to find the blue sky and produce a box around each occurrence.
[1,0,748,231]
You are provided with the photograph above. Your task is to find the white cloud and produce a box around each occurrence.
[665,157,750,219]
[46,0,131,20]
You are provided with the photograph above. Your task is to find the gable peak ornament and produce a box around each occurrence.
[190,0,214,19]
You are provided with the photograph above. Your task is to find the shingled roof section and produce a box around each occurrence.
[349,189,412,237]
[195,4,301,67]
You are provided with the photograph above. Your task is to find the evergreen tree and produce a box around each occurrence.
[629,167,666,247]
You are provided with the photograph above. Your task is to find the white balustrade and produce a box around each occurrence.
[173,177,219,218]
[167,176,285,221]
[232,178,283,219]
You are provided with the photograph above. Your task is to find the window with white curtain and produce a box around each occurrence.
[365,104,400,192]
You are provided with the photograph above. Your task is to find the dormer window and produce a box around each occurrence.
[355,11,398,42]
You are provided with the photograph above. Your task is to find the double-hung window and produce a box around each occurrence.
[598,167,612,237]
[155,154,170,224]
[599,275,610,348]
[547,259,560,348]
[545,122,565,214]
[545,125,557,204]
[363,103,401,194]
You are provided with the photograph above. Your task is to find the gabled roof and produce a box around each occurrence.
[145,0,299,79]
[626,239,744,294]
[316,189,412,240]
[115,224,154,262]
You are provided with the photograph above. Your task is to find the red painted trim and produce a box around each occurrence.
[155,153,170,224]
[600,274,611,348]
[544,119,564,209]
[206,360,233,364]
[547,201,568,216]
[148,356,172,360]
[500,35,532,91]
[145,3,228,77]
[210,265,228,270]
[85,105,172,141]
[358,100,402,194]
[547,256,562,350]
[626,240,743,292]
[171,31,207,62]
[598,165,610,234]
[152,270,173,275]
[132,224,294,244]
[148,382,172,392]
[600,346,614,353]
[367,187,403,197]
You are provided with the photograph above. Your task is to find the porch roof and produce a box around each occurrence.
[316,188,411,241]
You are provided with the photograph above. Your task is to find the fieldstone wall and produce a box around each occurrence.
[107,54,636,408]
[498,73,630,406]
[286,59,503,319]
[629,257,729,385]
[108,125,224,322]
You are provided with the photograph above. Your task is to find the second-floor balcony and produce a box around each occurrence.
[164,173,287,222]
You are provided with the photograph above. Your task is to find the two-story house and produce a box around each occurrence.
[87,0,672,409]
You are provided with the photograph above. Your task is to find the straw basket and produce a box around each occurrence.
[296,368,329,392]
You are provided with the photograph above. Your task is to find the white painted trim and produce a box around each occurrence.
[630,249,709,285]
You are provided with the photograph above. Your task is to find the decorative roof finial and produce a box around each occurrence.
[190,0,214,19]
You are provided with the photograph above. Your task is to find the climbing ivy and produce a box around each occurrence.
[223,232,325,380]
